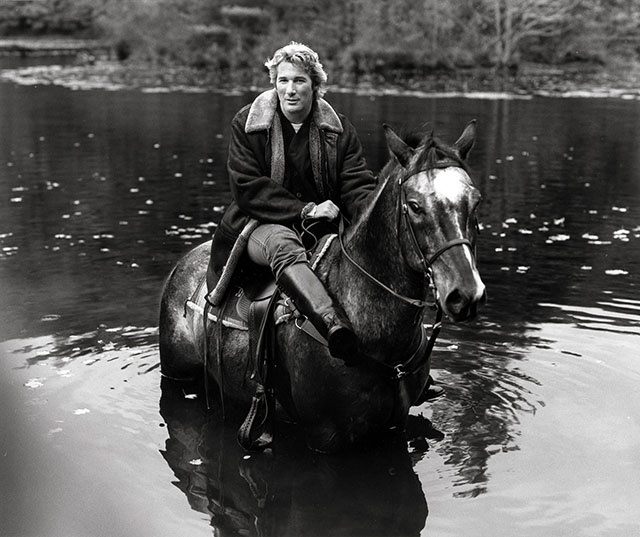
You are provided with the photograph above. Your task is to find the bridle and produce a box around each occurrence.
[337,163,477,384]
[339,164,475,310]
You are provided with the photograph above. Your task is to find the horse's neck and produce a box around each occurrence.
[322,178,428,358]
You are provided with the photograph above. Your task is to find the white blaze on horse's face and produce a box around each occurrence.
[405,166,486,321]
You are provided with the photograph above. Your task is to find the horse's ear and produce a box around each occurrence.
[453,119,477,160]
[383,123,414,168]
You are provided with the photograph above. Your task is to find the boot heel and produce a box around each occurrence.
[327,324,359,364]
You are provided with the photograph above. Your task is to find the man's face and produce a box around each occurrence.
[275,62,314,124]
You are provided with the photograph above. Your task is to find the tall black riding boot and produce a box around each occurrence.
[277,263,359,364]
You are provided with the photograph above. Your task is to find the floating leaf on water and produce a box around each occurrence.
[25,378,44,389]
[605,269,628,276]
[613,229,630,241]
[548,234,571,242]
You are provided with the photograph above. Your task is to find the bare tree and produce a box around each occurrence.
[487,0,580,67]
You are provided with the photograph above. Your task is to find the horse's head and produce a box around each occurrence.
[384,121,486,322]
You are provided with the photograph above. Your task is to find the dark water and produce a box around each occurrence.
[1,73,639,537]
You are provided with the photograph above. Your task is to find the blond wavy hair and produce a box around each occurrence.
[264,41,328,98]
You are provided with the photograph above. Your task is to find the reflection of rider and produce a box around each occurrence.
[208,42,376,363]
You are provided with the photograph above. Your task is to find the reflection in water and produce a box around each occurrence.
[160,378,428,537]
[416,320,545,498]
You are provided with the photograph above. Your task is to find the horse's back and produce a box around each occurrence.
[159,241,211,379]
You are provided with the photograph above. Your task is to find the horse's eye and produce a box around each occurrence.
[407,200,424,214]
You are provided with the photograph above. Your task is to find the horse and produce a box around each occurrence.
[159,120,486,453]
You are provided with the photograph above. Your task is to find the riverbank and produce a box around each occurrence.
[1,56,640,99]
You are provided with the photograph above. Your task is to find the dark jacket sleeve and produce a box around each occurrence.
[227,111,307,224]
[336,117,377,219]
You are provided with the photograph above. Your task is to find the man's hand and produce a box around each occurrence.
[310,200,340,220]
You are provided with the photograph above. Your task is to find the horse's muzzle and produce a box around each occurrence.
[443,284,486,322]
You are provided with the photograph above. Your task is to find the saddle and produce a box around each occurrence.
[184,235,336,451]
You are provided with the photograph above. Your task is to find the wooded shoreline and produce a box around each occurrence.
[1,37,639,98]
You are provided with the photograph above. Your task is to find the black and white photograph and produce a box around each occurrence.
[1,1,639,536]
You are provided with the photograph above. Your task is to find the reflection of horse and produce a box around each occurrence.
[159,378,428,537]
[159,122,486,452]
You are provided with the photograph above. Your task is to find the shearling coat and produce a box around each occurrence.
[207,89,376,292]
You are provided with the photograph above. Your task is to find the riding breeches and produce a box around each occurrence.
[246,224,308,280]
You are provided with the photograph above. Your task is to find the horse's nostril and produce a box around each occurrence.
[445,286,485,321]
[445,289,464,316]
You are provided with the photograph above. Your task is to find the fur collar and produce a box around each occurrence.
[245,89,343,134]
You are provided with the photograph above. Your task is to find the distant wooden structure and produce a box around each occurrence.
[0,38,112,60]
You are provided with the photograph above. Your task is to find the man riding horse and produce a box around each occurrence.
[206,41,442,397]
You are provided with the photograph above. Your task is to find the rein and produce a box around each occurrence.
[338,217,430,308]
